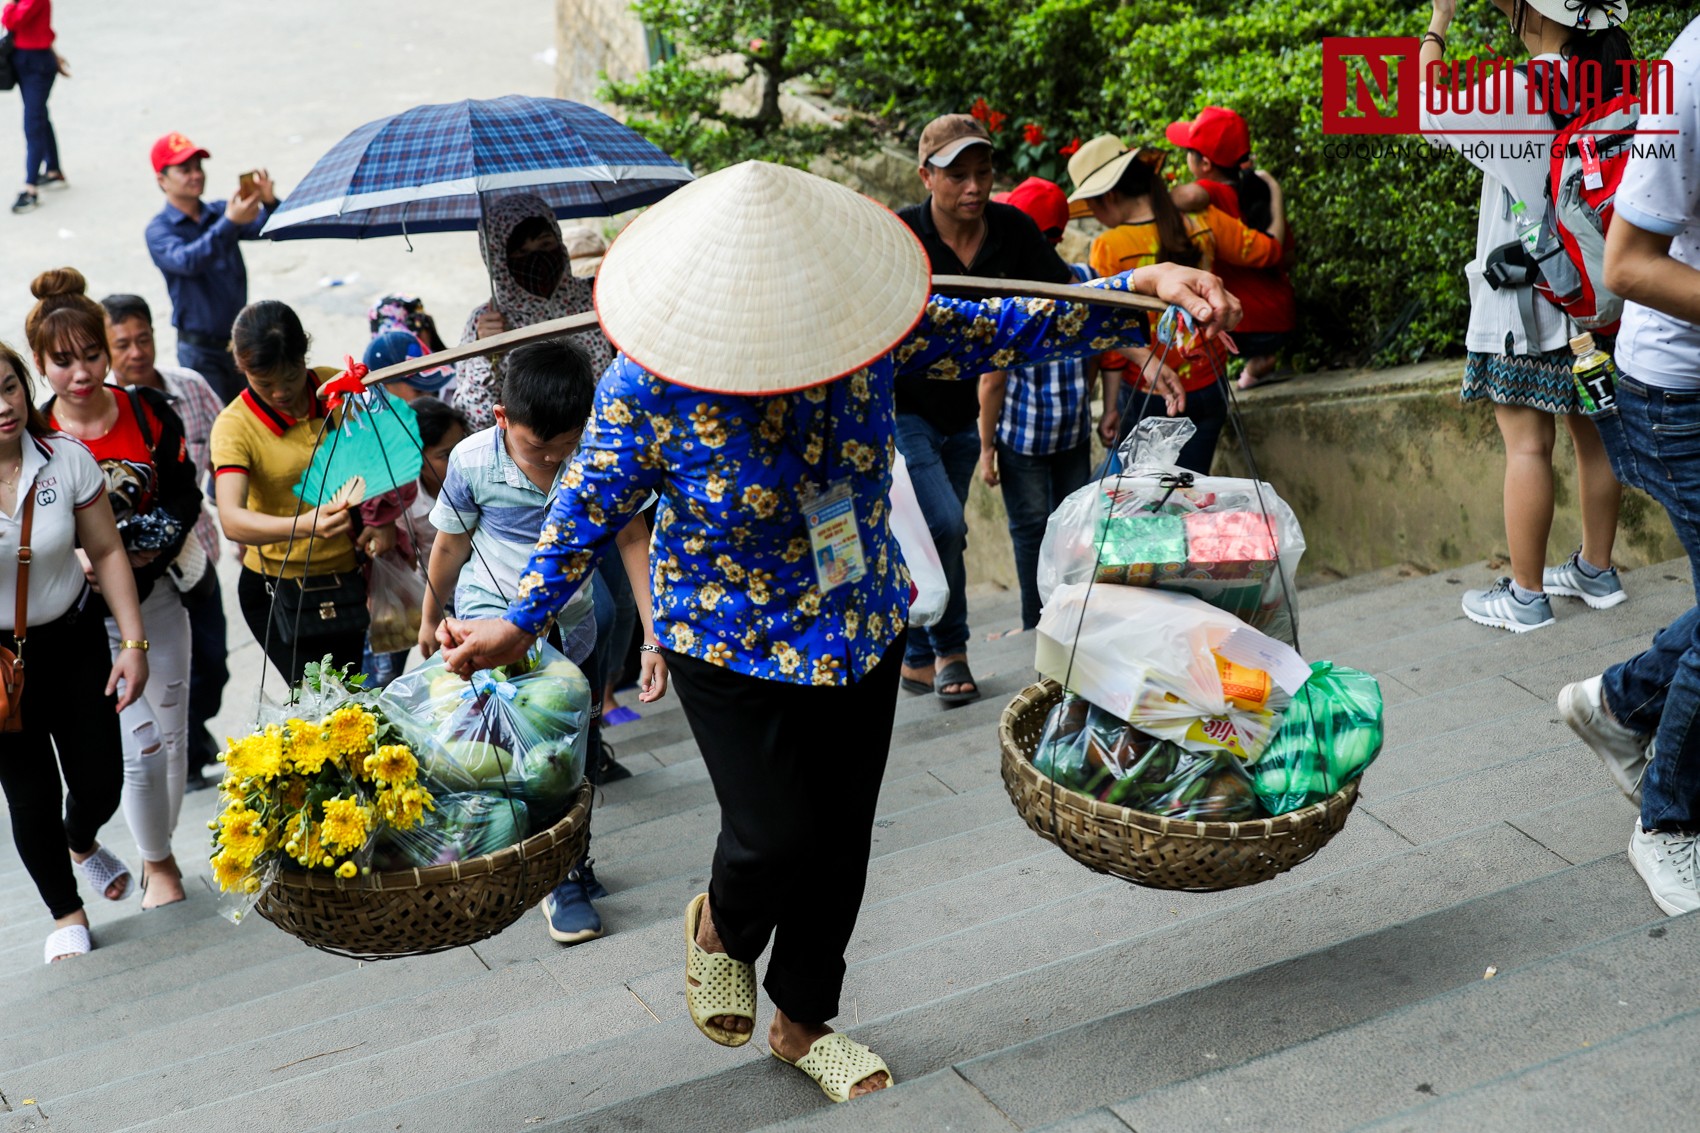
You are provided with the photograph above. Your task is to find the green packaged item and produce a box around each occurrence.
[1093,514,1187,585]
[371,791,530,869]
[1033,693,1263,821]
[1247,661,1384,816]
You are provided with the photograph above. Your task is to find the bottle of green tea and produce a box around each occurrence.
[1570,332,1618,414]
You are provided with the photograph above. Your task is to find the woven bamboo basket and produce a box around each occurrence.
[1000,680,1358,891]
[255,780,593,960]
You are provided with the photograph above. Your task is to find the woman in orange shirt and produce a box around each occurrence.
[1066,136,1284,472]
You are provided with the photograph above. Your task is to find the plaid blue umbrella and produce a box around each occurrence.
[261,95,692,241]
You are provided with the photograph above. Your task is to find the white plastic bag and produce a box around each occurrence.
[1035,583,1305,760]
[1036,419,1306,645]
[367,552,426,655]
[889,453,947,627]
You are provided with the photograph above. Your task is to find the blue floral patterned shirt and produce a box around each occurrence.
[505,274,1152,686]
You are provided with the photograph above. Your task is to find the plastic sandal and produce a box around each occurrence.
[770,1032,893,1103]
[74,846,131,901]
[44,924,91,964]
[603,705,641,727]
[934,659,981,707]
[684,893,756,1047]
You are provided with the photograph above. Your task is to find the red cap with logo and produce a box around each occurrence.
[993,177,1069,244]
[1163,107,1250,169]
[151,132,211,174]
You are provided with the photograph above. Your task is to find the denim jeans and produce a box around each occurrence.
[178,340,245,405]
[1592,374,1700,832]
[1115,378,1228,475]
[592,554,637,698]
[14,48,58,186]
[895,413,976,668]
[997,439,1090,630]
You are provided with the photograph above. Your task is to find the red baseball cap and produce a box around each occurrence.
[993,177,1069,244]
[151,132,210,174]
[1164,107,1250,169]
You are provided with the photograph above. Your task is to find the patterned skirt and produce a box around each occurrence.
[1460,349,1579,414]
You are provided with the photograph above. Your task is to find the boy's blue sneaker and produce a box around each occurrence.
[1461,577,1555,633]
[1543,550,1628,609]
[542,859,606,945]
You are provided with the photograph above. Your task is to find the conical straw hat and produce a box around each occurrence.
[595,161,931,395]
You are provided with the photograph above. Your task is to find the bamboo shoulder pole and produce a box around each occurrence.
[319,277,1169,396]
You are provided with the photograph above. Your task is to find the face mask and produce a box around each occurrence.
[509,248,566,299]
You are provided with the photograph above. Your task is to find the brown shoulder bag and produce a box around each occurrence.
[0,485,36,732]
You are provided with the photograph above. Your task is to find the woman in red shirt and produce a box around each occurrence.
[30,268,201,909]
[1,0,69,213]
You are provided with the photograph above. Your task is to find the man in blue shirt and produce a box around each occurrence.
[144,132,280,403]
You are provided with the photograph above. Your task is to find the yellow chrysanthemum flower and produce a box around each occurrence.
[319,796,372,854]
[323,705,378,757]
[223,725,285,782]
[286,718,337,775]
[376,783,435,831]
[210,851,249,892]
[280,775,309,812]
[335,861,357,879]
[216,801,269,869]
[362,744,418,787]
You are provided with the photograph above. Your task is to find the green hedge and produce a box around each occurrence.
[609,1,1691,368]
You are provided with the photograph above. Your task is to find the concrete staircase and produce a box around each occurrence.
[1,560,1692,1132]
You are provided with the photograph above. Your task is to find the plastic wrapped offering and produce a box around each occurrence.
[367,553,426,655]
[378,643,591,830]
[1036,584,1300,761]
[1036,418,1305,643]
[372,791,531,869]
[1248,662,1384,816]
[1033,693,1261,821]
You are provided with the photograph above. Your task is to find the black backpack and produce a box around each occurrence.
[0,35,16,93]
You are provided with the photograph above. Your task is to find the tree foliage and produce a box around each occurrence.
[605,0,1692,368]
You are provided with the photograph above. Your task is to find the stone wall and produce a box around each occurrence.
[555,0,649,109]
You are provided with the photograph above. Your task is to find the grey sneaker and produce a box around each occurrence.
[1461,577,1555,633]
[1629,820,1700,916]
[1544,551,1627,609]
[1557,676,1650,803]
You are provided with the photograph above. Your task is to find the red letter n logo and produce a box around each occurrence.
[1323,37,1420,135]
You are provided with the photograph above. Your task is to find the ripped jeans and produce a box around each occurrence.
[106,585,192,863]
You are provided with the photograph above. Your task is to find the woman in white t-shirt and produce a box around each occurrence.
[1421,0,1638,632]
[0,340,150,965]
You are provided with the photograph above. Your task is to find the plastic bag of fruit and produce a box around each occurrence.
[367,551,425,655]
[1247,662,1383,816]
[1033,692,1262,821]
[370,791,531,870]
[378,640,591,830]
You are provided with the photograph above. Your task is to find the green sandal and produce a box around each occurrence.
[771,1032,893,1103]
[684,893,756,1047]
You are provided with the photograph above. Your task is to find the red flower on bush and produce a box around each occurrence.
[970,98,991,121]
[1058,136,1082,156]
[986,110,1008,133]
[1022,122,1045,146]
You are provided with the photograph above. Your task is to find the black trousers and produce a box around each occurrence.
[665,632,905,1023]
[237,568,368,688]
[0,603,124,918]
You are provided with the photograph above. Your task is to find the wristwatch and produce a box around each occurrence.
[120,639,150,653]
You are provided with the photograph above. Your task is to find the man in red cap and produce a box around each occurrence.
[144,133,282,403]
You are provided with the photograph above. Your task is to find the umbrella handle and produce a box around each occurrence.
[321,278,1172,396]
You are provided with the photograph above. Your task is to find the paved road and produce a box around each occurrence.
[0,0,559,361]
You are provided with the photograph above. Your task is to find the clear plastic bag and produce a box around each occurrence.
[1033,693,1262,820]
[1248,662,1384,816]
[367,552,425,655]
[1036,418,1306,644]
[371,791,530,870]
[378,641,591,831]
[890,453,947,627]
[1035,583,1296,761]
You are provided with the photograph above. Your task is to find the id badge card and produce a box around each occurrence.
[802,478,867,594]
[1578,135,1604,191]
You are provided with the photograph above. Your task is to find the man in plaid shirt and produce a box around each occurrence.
[103,293,230,788]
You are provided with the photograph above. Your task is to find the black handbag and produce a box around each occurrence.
[268,571,370,646]
[0,35,16,93]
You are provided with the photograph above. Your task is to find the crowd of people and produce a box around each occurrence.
[1,0,1697,1105]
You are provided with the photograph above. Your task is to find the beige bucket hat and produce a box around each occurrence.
[1524,0,1626,30]
[594,161,932,395]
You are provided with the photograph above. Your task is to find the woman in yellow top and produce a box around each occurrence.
[1067,136,1284,473]
[210,301,382,684]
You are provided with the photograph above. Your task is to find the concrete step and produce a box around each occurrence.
[1097,892,1694,1133]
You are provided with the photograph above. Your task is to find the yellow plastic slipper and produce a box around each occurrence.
[684,893,756,1047]
[770,1032,894,1103]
